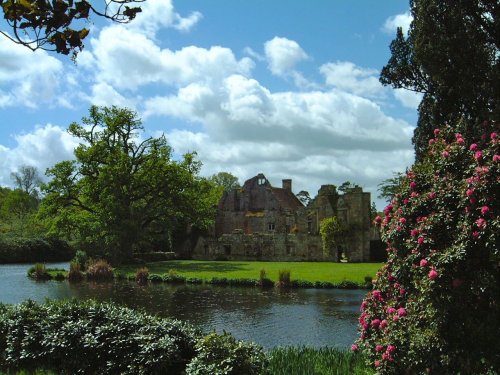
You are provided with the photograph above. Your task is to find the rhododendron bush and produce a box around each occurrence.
[356,122,499,374]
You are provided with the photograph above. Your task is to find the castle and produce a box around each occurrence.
[191,173,380,262]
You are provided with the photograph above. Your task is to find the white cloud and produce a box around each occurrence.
[0,125,78,187]
[383,11,413,35]
[264,37,308,76]
[127,0,202,37]
[0,35,66,108]
[87,25,254,91]
[393,88,423,109]
[320,61,384,98]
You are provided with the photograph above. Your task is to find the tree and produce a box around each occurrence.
[0,0,143,57]
[337,181,356,194]
[380,0,499,160]
[10,165,41,197]
[40,106,219,262]
[377,172,404,202]
[356,122,499,373]
[319,216,346,259]
[208,172,240,192]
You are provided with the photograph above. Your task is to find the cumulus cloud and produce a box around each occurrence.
[264,37,308,76]
[86,26,254,91]
[320,61,384,98]
[0,35,68,108]
[383,11,413,35]
[0,125,78,187]
[127,0,202,37]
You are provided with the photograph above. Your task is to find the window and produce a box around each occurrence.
[258,178,266,185]
[224,245,231,255]
[268,223,275,231]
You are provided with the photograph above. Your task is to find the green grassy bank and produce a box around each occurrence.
[118,260,382,285]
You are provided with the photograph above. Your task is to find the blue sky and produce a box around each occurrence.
[0,0,419,209]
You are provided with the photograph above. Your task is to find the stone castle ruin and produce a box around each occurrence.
[191,173,380,262]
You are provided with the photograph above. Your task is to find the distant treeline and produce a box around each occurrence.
[0,237,74,263]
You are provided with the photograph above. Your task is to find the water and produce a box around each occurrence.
[0,263,365,349]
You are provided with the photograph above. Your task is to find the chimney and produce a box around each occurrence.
[282,179,292,192]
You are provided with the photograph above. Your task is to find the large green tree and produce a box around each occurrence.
[208,172,240,192]
[40,106,219,262]
[380,0,499,160]
[0,0,143,57]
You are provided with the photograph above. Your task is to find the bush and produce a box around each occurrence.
[73,250,88,271]
[276,269,291,288]
[135,267,149,285]
[27,263,50,281]
[185,332,268,375]
[258,269,274,288]
[0,237,74,263]
[86,259,114,281]
[0,300,200,374]
[68,261,83,282]
[357,122,500,374]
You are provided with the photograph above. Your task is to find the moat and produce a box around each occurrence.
[0,262,364,349]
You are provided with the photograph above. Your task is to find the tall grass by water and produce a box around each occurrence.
[267,347,373,375]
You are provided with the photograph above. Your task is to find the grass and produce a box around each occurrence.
[2,347,373,375]
[267,347,374,375]
[118,260,381,285]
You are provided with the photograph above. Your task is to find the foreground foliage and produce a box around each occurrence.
[0,300,268,375]
[357,122,499,374]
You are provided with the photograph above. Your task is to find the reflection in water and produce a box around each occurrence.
[0,263,364,348]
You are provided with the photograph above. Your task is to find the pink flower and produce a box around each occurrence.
[361,301,368,311]
[470,143,478,151]
[351,344,358,352]
[428,268,438,280]
[376,345,384,352]
[491,132,498,140]
[472,231,480,238]
[410,181,417,190]
[387,345,396,353]
[375,360,381,367]
[433,128,440,136]
[493,154,500,162]
[399,217,407,224]
[456,137,465,145]
[410,229,419,237]
[481,206,489,215]
[455,133,463,139]
[403,198,410,205]
[469,197,477,205]
[380,319,388,329]
[386,307,396,315]
[474,151,482,160]
[372,290,382,300]
[442,150,449,158]
[410,192,419,198]
[428,139,436,145]
[475,218,486,229]
[417,236,425,245]
[392,315,399,322]
[371,319,381,328]
[397,307,407,317]
[420,258,429,267]
[374,216,382,225]
[428,192,436,199]
[399,288,406,296]
[383,204,393,215]
[466,188,475,197]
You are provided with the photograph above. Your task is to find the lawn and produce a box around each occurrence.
[118,260,382,284]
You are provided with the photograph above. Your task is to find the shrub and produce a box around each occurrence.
[0,299,200,374]
[148,273,163,283]
[135,267,149,285]
[185,332,268,375]
[86,259,114,281]
[0,237,74,263]
[68,261,83,282]
[276,269,291,288]
[73,250,88,271]
[27,263,50,281]
[258,269,274,287]
[292,280,314,288]
[357,122,500,374]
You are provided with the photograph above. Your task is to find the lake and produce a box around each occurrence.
[0,262,365,349]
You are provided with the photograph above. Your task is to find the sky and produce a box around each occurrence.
[0,0,420,210]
